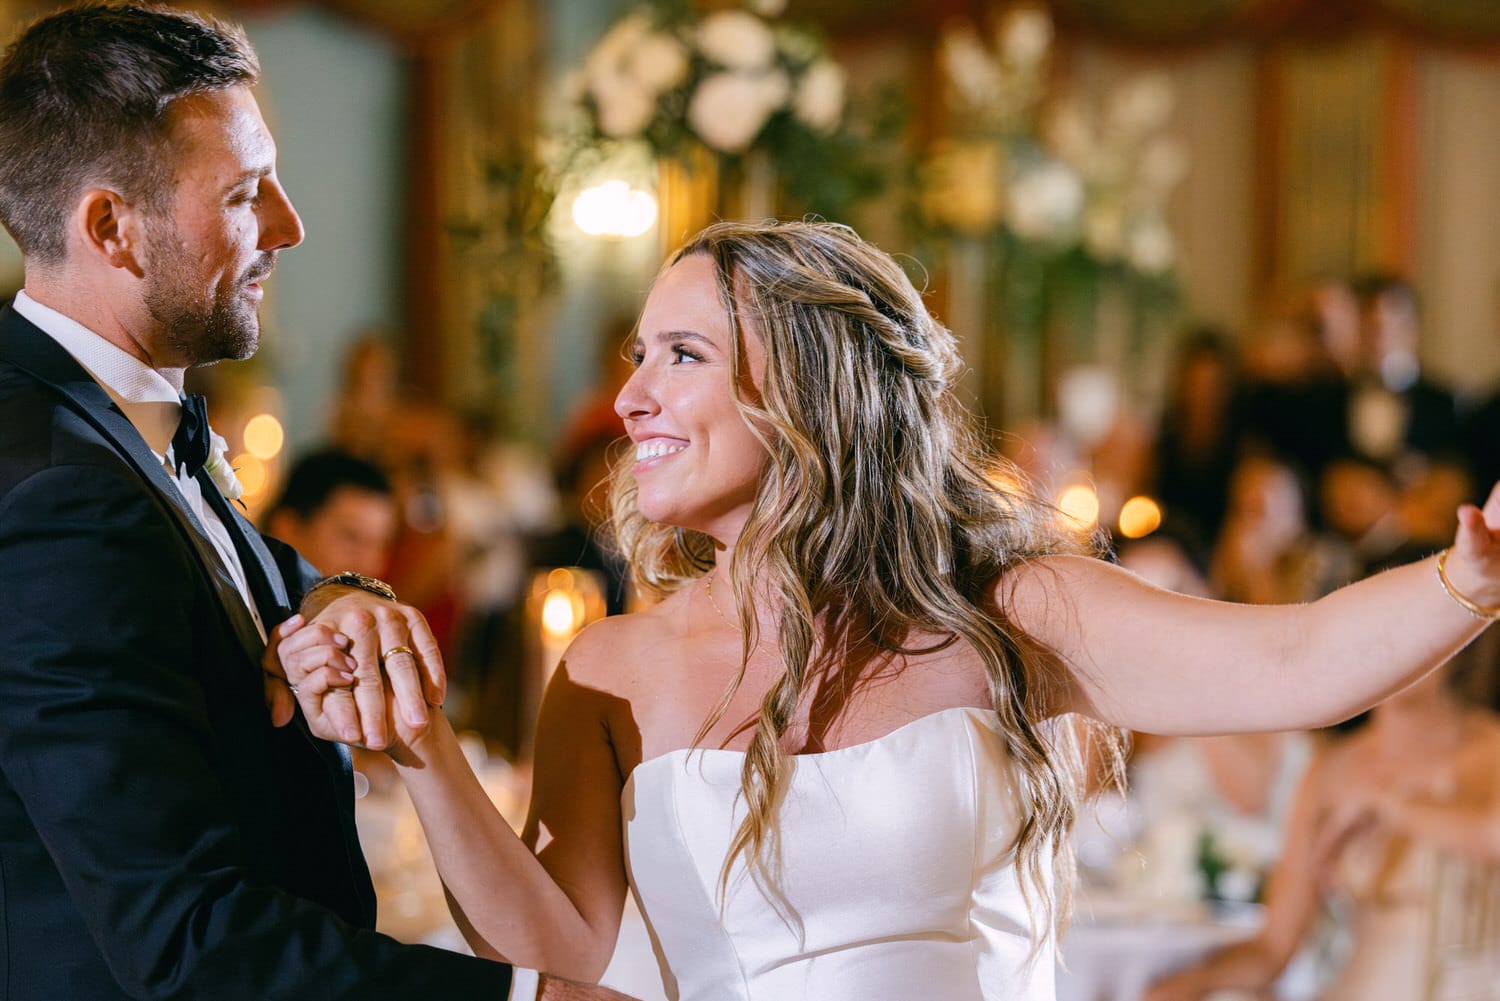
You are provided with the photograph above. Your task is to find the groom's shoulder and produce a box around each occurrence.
[0,363,73,468]
[0,365,129,495]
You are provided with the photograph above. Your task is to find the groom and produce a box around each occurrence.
[0,5,628,1000]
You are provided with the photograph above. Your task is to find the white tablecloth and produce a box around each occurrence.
[1057,897,1261,1001]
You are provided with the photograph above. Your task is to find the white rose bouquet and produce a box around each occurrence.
[919,6,1184,278]
[567,0,882,220]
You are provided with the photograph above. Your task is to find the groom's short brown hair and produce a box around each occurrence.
[0,2,259,262]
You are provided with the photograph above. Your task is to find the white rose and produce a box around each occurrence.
[626,30,690,94]
[1007,159,1084,243]
[1126,215,1174,273]
[941,25,1001,109]
[203,431,243,502]
[793,59,845,133]
[1000,8,1052,66]
[593,74,657,139]
[697,11,777,70]
[688,70,787,153]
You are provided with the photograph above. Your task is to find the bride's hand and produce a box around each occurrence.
[263,592,447,749]
[264,613,449,766]
[262,614,361,743]
[1441,481,1500,609]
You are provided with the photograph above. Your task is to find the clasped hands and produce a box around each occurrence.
[261,588,442,753]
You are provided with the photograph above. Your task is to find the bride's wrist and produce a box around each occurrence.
[1436,548,1500,620]
[387,711,455,771]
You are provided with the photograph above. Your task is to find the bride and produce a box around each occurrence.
[275,220,1500,1000]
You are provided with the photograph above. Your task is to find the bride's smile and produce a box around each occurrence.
[616,253,768,544]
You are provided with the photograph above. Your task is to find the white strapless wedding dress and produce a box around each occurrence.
[621,706,1054,1000]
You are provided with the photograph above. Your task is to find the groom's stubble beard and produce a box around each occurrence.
[143,221,273,367]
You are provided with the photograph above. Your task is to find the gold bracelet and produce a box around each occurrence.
[1436,548,1500,621]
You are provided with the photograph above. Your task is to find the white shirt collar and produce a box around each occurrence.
[14,289,182,457]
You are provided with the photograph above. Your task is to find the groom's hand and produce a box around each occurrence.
[263,590,445,748]
[536,974,640,1001]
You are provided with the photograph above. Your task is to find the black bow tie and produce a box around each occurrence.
[172,394,212,478]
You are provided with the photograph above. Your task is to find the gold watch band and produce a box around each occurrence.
[306,570,398,603]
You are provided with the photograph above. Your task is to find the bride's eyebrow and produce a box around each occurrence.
[647,330,716,349]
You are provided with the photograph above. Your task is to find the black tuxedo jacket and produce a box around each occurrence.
[0,307,511,999]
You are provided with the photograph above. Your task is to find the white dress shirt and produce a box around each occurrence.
[14,290,266,640]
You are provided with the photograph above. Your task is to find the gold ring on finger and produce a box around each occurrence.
[381,644,416,663]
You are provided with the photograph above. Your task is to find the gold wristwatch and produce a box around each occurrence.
[306,570,398,602]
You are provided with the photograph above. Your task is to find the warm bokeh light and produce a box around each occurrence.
[242,413,284,460]
[1118,495,1163,539]
[1057,483,1100,529]
[231,453,268,499]
[541,587,584,640]
[571,179,658,238]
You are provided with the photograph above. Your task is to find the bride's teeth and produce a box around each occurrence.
[637,441,686,460]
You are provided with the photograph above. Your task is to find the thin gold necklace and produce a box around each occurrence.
[704,569,735,628]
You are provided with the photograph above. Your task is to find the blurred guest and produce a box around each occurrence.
[1347,274,1460,471]
[1239,304,1350,489]
[1213,453,1334,605]
[1401,458,1477,551]
[1311,278,1362,381]
[1319,453,1430,581]
[1151,327,1244,549]
[263,449,397,577]
[1144,641,1500,1001]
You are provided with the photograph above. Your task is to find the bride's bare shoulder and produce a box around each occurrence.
[555,589,694,694]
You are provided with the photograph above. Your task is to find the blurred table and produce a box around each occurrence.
[1056,894,1261,1001]
[353,742,669,999]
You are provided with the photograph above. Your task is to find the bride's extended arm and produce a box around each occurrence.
[1011,487,1500,734]
[389,621,632,982]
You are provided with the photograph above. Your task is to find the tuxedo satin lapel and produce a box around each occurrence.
[193,472,363,900]
[0,308,267,663]
[196,470,291,619]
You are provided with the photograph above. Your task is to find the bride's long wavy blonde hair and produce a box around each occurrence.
[609,219,1105,942]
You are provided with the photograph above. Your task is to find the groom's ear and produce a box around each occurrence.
[73,188,146,278]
